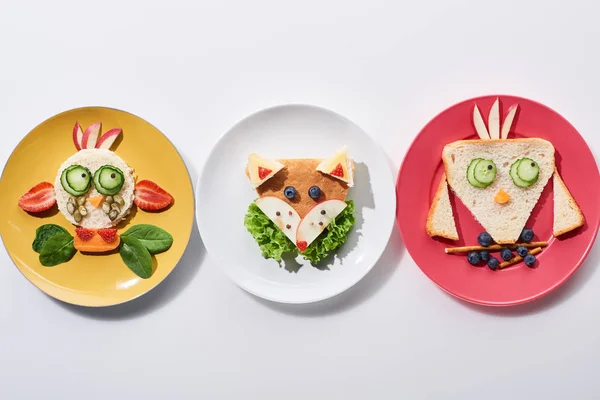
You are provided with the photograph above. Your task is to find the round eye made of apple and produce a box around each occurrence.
[60,164,93,196]
[509,157,539,188]
[93,165,125,195]
[467,158,497,188]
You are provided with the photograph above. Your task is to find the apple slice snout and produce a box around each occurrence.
[296,200,347,252]
[81,122,102,149]
[96,128,122,149]
[255,197,301,244]
[72,122,84,151]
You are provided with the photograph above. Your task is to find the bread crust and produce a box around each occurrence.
[553,167,585,236]
[426,174,458,240]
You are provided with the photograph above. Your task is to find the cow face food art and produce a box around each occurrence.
[18,122,175,279]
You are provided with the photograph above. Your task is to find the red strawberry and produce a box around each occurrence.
[297,241,308,252]
[330,163,344,178]
[18,182,56,213]
[97,228,118,243]
[258,166,272,180]
[75,228,95,242]
[134,180,173,211]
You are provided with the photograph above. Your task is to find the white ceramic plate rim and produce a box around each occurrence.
[195,103,396,304]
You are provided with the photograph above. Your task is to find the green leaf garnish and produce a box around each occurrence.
[39,233,76,267]
[244,200,356,265]
[32,224,69,253]
[121,224,173,254]
[119,235,153,279]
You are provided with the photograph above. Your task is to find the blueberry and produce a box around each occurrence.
[283,186,297,199]
[487,257,499,271]
[480,250,490,262]
[500,248,514,261]
[308,186,321,200]
[519,228,534,243]
[516,246,528,258]
[477,232,492,247]
[467,251,481,266]
[524,254,537,268]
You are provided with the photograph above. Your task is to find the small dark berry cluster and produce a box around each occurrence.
[466,228,539,270]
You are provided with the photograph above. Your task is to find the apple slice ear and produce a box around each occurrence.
[500,104,519,139]
[72,122,84,151]
[488,98,500,139]
[96,128,122,150]
[473,105,490,140]
[81,122,101,149]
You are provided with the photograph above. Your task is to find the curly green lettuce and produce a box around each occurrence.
[244,200,356,265]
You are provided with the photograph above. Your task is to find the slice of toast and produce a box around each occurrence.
[442,138,555,244]
[256,158,350,218]
[426,174,458,240]
[553,168,584,236]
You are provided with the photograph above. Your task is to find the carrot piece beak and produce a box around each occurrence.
[494,189,511,204]
[88,195,104,209]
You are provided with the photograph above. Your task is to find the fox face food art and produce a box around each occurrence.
[426,99,585,244]
[18,122,174,277]
[244,146,357,265]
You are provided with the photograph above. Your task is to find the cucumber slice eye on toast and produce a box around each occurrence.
[60,165,92,196]
[93,165,125,195]
[510,158,539,188]
[467,158,497,188]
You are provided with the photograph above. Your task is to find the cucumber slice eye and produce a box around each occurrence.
[93,165,124,195]
[60,165,92,196]
[510,158,539,188]
[467,158,496,188]
[516,157,539,183]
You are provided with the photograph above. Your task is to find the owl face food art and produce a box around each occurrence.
[427,99,585,270]
[18,122,175,279]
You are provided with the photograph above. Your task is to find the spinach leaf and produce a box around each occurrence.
[39,234,76,267]
[119,236,153,279]
[121,224,173,254]
[32,224,69,253]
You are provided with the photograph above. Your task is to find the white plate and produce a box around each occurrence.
[196,104,395,303]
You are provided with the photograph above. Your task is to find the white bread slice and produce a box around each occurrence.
[426,174,459,240]
[442,138,555,244]
[553,168,584,236]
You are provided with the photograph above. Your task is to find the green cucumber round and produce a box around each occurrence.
[93,165,124,195]
[516,157,539,183]
[510,159,532,188]
[473,159,497,185]
[60,165,92,196]
[467,158,487,188]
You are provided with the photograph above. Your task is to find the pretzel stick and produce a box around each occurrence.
[445,241,547,254]
[499,247,542,269]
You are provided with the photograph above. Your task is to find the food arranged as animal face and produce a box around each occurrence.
[246,146,355,252]
[427,99,584,245]
[18,121,175,278]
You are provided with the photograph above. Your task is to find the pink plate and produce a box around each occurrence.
[396,95,600,306]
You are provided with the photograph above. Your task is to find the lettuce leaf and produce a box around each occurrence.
[244,200,356,265]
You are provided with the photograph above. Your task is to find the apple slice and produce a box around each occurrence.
[81,122,102,149]
[72,122,84,151]
[255,197,300,244]
[501,104,519,139]
[296,200,347,252]
[96,128,122,149]
[472,105,489,140]
[488,98,500,139]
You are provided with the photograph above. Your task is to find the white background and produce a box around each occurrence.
[1,0,599,398]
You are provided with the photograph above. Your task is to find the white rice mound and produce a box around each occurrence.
[54,149,136,229]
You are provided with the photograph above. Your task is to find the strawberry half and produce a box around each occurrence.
[18,182,56,213]
[97,228,118,243]
[75,228,95,242]
[134,180,173,211]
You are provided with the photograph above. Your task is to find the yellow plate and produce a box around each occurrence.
[0,107,194,307]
